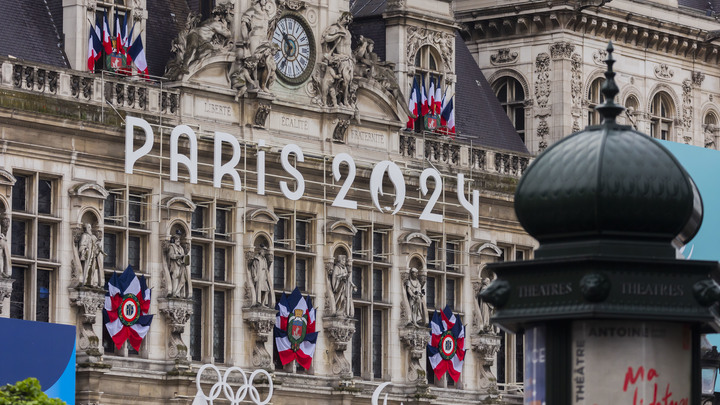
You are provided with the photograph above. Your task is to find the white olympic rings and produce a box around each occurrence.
[193,364,274,405]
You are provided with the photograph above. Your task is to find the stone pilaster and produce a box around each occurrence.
[243,306,276,370]
[159,296,194,372]
[69,285,106,364]
[323,316,356,380]
[399,325,430,384]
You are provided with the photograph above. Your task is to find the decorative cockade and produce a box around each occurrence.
[103,265,153,351]
[274,287,318,369]
[427,305,466,382]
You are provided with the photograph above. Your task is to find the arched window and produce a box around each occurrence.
[587,78,604,126]
[411,46,444,133]
[493,77,526,143]
[624,95,639,129]
[650,92,674,141]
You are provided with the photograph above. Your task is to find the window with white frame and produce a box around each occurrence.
[101,185,150,356]
[350,223,390,379]
[410,45,445,133]
[188,199,234,363]
[587,78,604,126]
[650,92,674,141]
[9,173,59,323]
[493,76,526,143]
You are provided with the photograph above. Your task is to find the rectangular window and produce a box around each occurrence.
[273,256,285,289]
[12,175,26,212]
[372,269,382,302]
[215,206,227,239]
[427,240,437,269]
[296,219,307,250]
[38,179,52,215]
[191,245,204,279]
[497,331,506,384]
[372,310,382,378]
[128,236,141,271]
[515,332,524,383]
[213,291,225,363]
[103,233,117,269]
[36,269,50,322]
[37,222,51,260]
[352,309,362,376]
[446,279,455,311]
[274,218,287,248]
[191,206,206,237]
[372,232,384,261]
[426,276,436,309]
[213,247,225,281]
[104,192,119,225]
[11,221,26,257]
[190,288,202,361]
[352,230,365,259]
[295,259,306,291]
[515,250,525,261]
[10,266,24,319]
[446,242,457,270]
[128,193,142,228]
[352,266,362,299]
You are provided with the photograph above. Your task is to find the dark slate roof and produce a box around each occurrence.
[0,0,68,68]
[678,0,720,13]
[350,14,387,61]
[350,0,387,18]
[146,0,191,77]
[454,33,528,153]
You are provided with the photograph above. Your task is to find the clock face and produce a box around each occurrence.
[272,15,315,85]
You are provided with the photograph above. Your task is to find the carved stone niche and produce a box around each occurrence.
[161,196,196,224]
[69,285,107,365]
[324,316,356,380]
[159,296,194,372]
[243,305,276,370]
[325,219,357,256]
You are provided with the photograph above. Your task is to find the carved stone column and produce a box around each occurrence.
[323,316,356,380]
[471,333,502,389]
[399,325,430,384]
[159,297,194,372]
[243,306,276,370]
[0,275,12,317]
[69,285,106,364]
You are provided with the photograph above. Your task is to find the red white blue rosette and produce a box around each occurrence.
[427,305,466,382]
[274,287,318,370]
[103,265,153,351]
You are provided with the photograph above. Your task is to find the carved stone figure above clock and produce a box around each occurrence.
[272,14,316,85]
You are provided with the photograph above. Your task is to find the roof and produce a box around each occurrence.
[678,0,720,13]
[146,0,192,78]
[350,0,387,18]
[0,0,68,68]
[454,33,529,153]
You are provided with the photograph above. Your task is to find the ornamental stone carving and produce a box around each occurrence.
[326,255,355,318]
[406,26,454,71]
[72,223,105,288]
[310,12,356,108]
[254,104,272,127]
[243,306,276,369]
[162,234,192,298]
[69,286,106,364]
[654,63,674,80]
[332,119,350,143]
[399,325,430,383]
[490,48,518,65]
[550,41,575,60]
[471,333,502,389]
[246,245,275,308]
[0,212,10,278]
[159,297,194,370]
[693,71,706,87]
[323,316,356,379]
[593,49,608,65]
[0,276,11,316]
[570,53,582,108]
[537,118,549,152]
[682,78,693,129]
[534,52,551,109]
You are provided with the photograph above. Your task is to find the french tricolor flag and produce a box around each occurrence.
[420,75,429,116]
[441,96,455,136]
[407,77,420,129]
[102,11,113,55]
[427,306,465,382]
[274,288,318,370]
[103,266,153,351]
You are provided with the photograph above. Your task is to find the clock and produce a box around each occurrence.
[272,14,316,85]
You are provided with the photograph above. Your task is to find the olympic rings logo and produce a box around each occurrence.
[193,364,273,405]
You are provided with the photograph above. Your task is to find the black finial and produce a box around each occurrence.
[595,42,625,123]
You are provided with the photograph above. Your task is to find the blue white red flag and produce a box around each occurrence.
[434,81,443,115]
[440,96,455,137]
[102,11,113,55]
[115,11,127,55]
[420,75,429,116]
[427,305,465,382]
[275,287,318,370]
[407,77,420,129]
[87,21,102,71]
[103,265,153,351]
[428,76,436,114]
[128,32,148,77]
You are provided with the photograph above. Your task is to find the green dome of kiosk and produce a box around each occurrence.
[514,43,703,258]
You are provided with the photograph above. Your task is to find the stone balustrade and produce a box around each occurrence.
[0,58,180,119]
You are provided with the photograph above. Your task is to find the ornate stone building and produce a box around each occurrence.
[0,0,532,404]
[458,0,720,154]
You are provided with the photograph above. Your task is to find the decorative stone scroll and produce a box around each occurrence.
[682,78,693,129]
[654,63,674,80]
[534,52,551,109]
[490,48,518,65]
[323,316,355,379]
[69,285,106,364]
[549,41,575,59]
[470,333,502,389]
[243,306,276,369]
[159,297,193,371]
[399,325,430,383]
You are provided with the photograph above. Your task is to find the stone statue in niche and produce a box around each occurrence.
[405,267,427,327]
[76,223,105,287]
[0,213,11,278]
[249,245,274,308]
[163,235,191,298]
[352,35,413,117]
[478,277,499,334]
[330,255,355,317]
[316,12,354,107]
[164,4,234,80]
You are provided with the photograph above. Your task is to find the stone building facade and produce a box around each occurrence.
[0,0,533,404]
[458,0,720,154]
